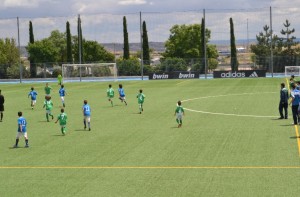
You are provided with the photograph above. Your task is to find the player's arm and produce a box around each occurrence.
[55,116,60,124]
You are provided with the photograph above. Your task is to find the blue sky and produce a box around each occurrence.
[0,0,299,45]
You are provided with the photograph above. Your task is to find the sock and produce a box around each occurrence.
[15,139,19,146]
[63,102,65,107]
[176,119,179,124]
[25,139,29,145]
[61,127,64,134]
[84,120,86,128]
[46,113,49,121]
[1,112,3,120]
[180,120,182,124]
[88,122,90,129]
[111,100,113,106]
[124,101,127,105]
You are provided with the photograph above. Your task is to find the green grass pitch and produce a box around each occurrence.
[0,78,300,196]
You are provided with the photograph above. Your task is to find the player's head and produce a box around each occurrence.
[84,100,87,104]
[177,101,182,106]
[119,84,122,88]
[61,84,64,88]
[281,83,285,88]
[61,108,64,113]
[291,75,295,79]
[139,89,143,93]
[46,83,48,86]
[291,83,296,90]
[109,84,112,88]
[18,111,22,117]
[31,86,34,91]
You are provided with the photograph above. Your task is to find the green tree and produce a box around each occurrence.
[66,21,73,63]
[29,21,37,77]
[158,57,187,72]
[230,18,238,71]
[123,16,130,60]
[142,21,150,65]
[163,24,218,73]
[117,57,140,76]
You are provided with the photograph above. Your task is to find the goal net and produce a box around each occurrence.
[61,63,117,82]
[285,66,300,78]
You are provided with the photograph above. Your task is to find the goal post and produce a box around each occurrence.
[285,66,300,78]
[61,63,117,82]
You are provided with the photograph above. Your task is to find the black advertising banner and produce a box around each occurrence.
[213,70,267,78]
[149,72,200,80]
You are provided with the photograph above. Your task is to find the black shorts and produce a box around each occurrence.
[0,105,3,111]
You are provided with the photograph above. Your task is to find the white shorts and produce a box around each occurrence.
[46,110,52,114]
[16,131,28,139]
[120,96,126,101]
[84,116,91,122]
[31,100,36,104]
[176,113,183,120]
[60,97,65,102]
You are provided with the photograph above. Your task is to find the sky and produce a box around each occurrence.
[0,0,300,45]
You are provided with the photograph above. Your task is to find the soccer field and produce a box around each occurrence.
[0,78,300,196]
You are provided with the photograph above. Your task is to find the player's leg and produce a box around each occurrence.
[61,97,65,107]
[139,103,142,113]
[123,97,127,105]
[284,102,288,119]
[83,117,86,129]
[110,98,113,107]
[46,110,49,122]
[87,117,91,131]
[14,132,22,148]
[24,132,29,148]
[0,110,3,121]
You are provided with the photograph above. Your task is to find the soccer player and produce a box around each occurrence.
[136,89,145,114]
[107,84,114,107]
[57,74,63,85]
[28,86,38,110]
[82,100,91,131]
[0,90,4,122]
[44,82,52,96]
[175,100,185,128]
[279,83,288,119]
[14,111,29,148]
[55,108,68,135]
[118,84,127,105]
[289,83,300,125]
[59,84,66,107]
[43,96,54,122]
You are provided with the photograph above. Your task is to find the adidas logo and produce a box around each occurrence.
[249,71,258,78]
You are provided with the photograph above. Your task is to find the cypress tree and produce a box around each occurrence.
[123,16,130,59]
[200,18,205,73]
[230,18,238,71]
[78,16,84,63]
[29,21,36,77]
[66,21,73,63]
[142,21,150,65]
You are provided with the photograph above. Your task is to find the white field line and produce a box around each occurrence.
[182,92,278,118]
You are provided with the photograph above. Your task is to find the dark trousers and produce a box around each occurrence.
[279,102,288,118]
[291,105,299,125]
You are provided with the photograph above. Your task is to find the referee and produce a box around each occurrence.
[279,83,288,119]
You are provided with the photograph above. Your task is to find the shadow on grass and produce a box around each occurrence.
[290,136,300,139]
[74,129,87,131]
[280,124,296,126]
[52,134,64,136]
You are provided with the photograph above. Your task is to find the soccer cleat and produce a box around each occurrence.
[13,145,18,148]
[89,128,91,131]
[25,144,29,148]
[84,126,86,130]
[278,117,284,119]
[63,103,65,107]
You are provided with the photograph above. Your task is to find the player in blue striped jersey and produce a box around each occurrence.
[14,111,29,148]
[118,84,127,105]
[28,87,38,110]
[59,84,66,107]
[82,100,91,131]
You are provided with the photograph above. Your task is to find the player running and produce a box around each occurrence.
[43,96,54,122]
[55,108,68,135]
[82,100,91,131]
[107,84,114,107]
[28,86,38,110]
[137,89,145,114]
[175,100,185,128]
[44,83,52,96]
[118,84,127,105]
[59,84,66,107]
[13,111,29,148]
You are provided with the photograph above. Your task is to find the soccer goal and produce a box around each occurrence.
[285,66,300,77]
[62,63,117,82]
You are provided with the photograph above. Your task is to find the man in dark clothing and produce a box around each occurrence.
[0,90,4,122]
[279,83,288,119]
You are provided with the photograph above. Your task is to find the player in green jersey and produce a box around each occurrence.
[107,84,114,107]
[44,83,52,96]
[57,74,63,85]
[137,89,145,114]
[43,96,54,122]
[55,108,67,135]
[174,100,184,128]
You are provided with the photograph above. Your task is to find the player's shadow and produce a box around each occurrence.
[170,126,179,129]
[74,129,88,131]
[290,136,300,139]
[279,124,296,126]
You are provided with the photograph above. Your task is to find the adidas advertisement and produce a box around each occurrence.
[213,70,266,78]
[149,72,200,80]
